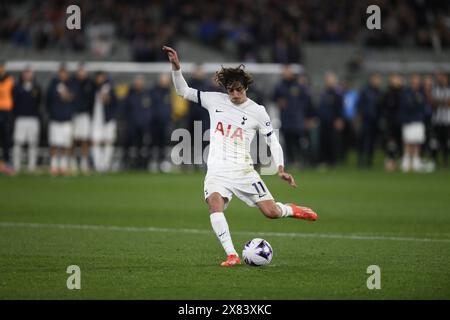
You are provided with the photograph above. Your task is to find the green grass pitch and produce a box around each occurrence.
[0,168,449,299]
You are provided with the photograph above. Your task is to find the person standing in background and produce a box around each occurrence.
[0,60,15,175]
[430,72,450,167]
[273,65,314,169]
[341,78,359,163]
[71,63,95,174]
[12,67,42,173]
[356,73,383,169]
[46,64,76,176]
[422,74,435,160]
[380,73,403,171]
[399,74,428,172]
[91,71,118,173]
[317,72,344,168]
[150,73,172,172]
[124,75,153,170]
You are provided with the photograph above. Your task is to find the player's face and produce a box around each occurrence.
[23,70,33,82]
[227,82,247,105]
[58,69,68,81]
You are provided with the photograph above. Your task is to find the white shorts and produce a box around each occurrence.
[402,122,425,144]
[91,121,117,144]
[72,113,91,140]
[204,169,274,209]
[13,117,40,145]
[49,121,72,148]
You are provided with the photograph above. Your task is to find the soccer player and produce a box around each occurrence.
[91,71,118,173]
[0,60,15,176]
[46,64,76,175]
[163,46,318,267]
[71,63,95,174]
[12,66,42,173]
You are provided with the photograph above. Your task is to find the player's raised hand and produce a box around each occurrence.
[278,166,297,188]
[162,46,180,70]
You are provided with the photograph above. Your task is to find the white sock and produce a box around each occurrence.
[210,212,237,256]
[92,145,102,172]
[50,155,58,171]
[412,156,421,171]
[401,155,410,172]
[104,144,114,172]
[28,144,38,172]
[60,155,68,171]
[276,202,293,218]
[70,156,78,172]
[80,157,89,172]
[13,144,22,171]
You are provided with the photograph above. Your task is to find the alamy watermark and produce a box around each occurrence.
[66,5,81,30]
[66,265,81,290]
[170,121,280,175]
[366,265,381,290]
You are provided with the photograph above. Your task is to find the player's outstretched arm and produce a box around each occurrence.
[162,45,198,103]
[162,46,180,71]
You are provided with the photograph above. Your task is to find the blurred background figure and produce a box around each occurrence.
[150,73,172,172]
[399,74,430,172]
[380,73,404,172]
[317,72,344,168]
[356,73,382,169]
[12,66,42,173]
[422,74,435,160]
[91,71,118,173]
[71,63,95,174]
[273,65,314,169]
[124,75,152,170]
[430,72,450,167]
[186,65,210,171]
[46,64,75,176]
[341,78,359,163]
[0,60,15,175]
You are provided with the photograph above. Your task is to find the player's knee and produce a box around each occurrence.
[207,193,225,213]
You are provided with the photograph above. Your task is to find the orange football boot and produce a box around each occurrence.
[220,254,241,267]
[287,204,318,221]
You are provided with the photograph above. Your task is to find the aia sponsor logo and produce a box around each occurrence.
[215,121,243,140]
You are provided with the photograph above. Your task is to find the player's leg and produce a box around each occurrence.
[103,121,117,172]
[206,191,240,266]
[27,118,40,173]
[12,117,24,172]
[257,199,317,221]
[59,122,72,175]
[79,114,91,173]
[48,122,60,175]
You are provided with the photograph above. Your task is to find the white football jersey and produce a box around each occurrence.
[197,91,274,174]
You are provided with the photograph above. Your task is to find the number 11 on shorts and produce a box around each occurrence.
[252,181,266,196]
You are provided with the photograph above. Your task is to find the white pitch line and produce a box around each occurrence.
[1,221,450,244]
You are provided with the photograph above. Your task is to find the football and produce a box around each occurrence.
[242,238,273,266]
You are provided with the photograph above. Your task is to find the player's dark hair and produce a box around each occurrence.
[214,64,253,90]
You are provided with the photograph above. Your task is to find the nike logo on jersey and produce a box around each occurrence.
[215,109,223,112]
[218,231,227,237]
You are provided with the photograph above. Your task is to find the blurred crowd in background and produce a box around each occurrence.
[1,60,449,176]
[1,0,449,62]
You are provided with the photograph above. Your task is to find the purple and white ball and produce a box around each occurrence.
[242,238,273,266]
